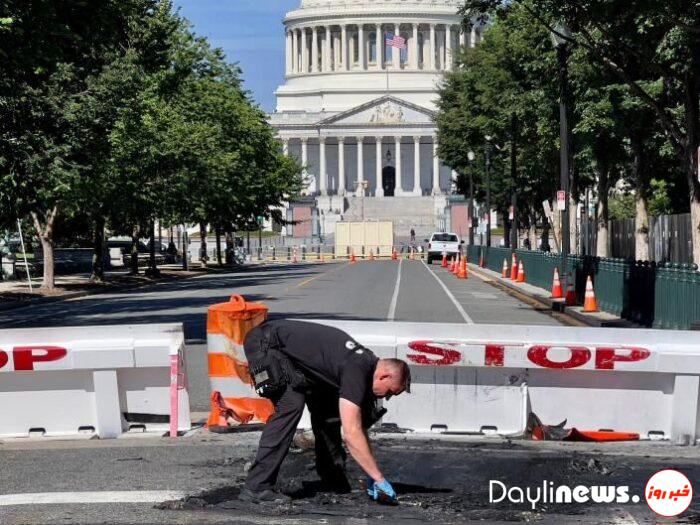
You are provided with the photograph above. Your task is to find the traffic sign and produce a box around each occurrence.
[557,190,566,211]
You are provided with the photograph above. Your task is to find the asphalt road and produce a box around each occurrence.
[0,259,563,411]
[13,259,688,525]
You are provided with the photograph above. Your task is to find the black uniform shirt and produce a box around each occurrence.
[262,320,378,408]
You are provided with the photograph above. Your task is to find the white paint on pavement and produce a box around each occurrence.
[0,491,187,506]
[387,258,403,321]
[421,261,474,324]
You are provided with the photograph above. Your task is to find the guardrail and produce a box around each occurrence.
[306,320,700,443]
[0,323,191,439]
[467,246,700,330]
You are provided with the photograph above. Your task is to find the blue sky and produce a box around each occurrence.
[173,0,299,112]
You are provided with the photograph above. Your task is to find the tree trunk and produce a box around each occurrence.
[31,207,58,292]
[631,135,650,261]
[215,226,223,266]
[91,216,105,282]
[552,198,562,253]
[225,226,234,265]
[130,225,140,275]
[596,169,610,258]
[569,194,579,255]
[528,211,538,250]
[147,219,160,277]
[199,222,208,269]
[684,73,700,266]
[182,227,189,271]
[503,219,511,249]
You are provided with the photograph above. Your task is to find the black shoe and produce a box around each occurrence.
[238,488,291,504]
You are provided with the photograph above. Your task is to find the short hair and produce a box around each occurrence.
[383,358,411,393]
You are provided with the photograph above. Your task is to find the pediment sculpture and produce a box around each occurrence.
[369,102,405,124]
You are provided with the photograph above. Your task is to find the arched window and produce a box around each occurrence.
[369,32,377,62]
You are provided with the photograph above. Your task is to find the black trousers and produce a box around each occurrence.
[243,327,348,492]
[244,383,349,492]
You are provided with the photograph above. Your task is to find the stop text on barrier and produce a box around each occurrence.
[0,346,68,371]
[405,341,651,371]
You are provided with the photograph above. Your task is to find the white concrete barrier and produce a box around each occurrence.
[0,323,191,439]
[304,320,700,443]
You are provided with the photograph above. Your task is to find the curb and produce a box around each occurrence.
[0,266,237,314]
[467,264,639,329]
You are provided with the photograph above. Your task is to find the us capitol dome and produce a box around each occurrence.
[269,0,482,239]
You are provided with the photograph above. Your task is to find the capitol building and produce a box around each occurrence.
[270,0,481,238]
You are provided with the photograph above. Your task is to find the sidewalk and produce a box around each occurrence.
[0,264,230,312]
[468,263,639,328]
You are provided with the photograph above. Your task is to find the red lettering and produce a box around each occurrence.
[485,344,505,367]
[595,347,650,370]
[0,349,7,370]
[12,346,67,371]
[527,345,591,369]
[407,341,461,365]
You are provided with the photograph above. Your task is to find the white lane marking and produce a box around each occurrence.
[387,258,403,321]
[421,261,474,324]
[0,491,186,506]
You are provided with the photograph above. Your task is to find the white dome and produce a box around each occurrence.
[299,0,460,8]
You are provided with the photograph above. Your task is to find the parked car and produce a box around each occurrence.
[425,232,461,264]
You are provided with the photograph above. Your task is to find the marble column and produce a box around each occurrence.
[429,24,436,70]
[311,27,319,73]
[470,26,477,48]
[324,26,331,71]
[356,137,365,196]
[393,23,401,69]
[432,138,441,195]
[319,137,327,195]
[285,31,292,75]
[341,25,349,71]
[413,136,421,196]
[375,24,382,70]
[292,29,298,73]
[394,136,402,195]
[301,28,308,73]
[301,138,309,192]
[445,25,452,70]
[358,25,365,70]
[376,137,384,197]
[412,24,419,69]
[338,137,346,196]
[282,139,289,156]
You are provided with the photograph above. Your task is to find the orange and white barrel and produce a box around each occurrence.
[206,295,273,428]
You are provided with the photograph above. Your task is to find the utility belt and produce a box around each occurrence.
[248,327,307,399]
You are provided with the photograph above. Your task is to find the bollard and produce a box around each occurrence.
[317,246,321,261]
[302,246,306,261]
[272,247,276,261]
[287,247,292,261]
[257,247,262,261]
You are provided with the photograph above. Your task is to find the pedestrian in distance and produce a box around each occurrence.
[239,320,411,505]
[410,228,416,243]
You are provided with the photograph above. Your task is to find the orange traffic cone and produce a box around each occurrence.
[441,254,448,268]
[350,251,357,264]
[551,267,563,299]
[502,258,509,278]
[516,260,526,282]
[453,255,461,275]
[564,272,576,306]
[458,257,468,279]
[206,391,250,432]
[392,249,397,261]
[510,253,518,280]
[583,276,598,312]
[369,249,374,261]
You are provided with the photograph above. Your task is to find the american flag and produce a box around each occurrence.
[385,33,406,49]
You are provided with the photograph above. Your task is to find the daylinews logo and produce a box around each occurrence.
[489,481,641,510]
[645,469,693,517]
[491,470,694,517]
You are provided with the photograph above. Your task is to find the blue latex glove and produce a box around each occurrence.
[369,479,397,503]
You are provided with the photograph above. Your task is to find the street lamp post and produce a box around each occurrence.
[467,150,476,246]
[510,113,519,250]
[484,136,492,248]
[551,24,572,278]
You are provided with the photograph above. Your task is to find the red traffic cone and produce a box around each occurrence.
[516,260,525,282]
[350,251,357,264]
[452,255,460,275]
[551,267,563,299]
[441,254,448,268]
[458,256,468,279]
[392,249,397,261]
[510,253,518,280]
[564,272,576,306]
[502,258,509,278]
[583,276,599,312]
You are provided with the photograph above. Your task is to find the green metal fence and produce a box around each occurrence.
[466,245,700,329]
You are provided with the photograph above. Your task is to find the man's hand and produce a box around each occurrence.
[368,479,397,503]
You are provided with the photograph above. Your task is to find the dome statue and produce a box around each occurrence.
[299,0,459,8]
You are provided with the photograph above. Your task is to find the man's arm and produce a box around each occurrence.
[339,398,384,482]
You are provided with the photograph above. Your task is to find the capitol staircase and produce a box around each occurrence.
[342,196,440,237]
